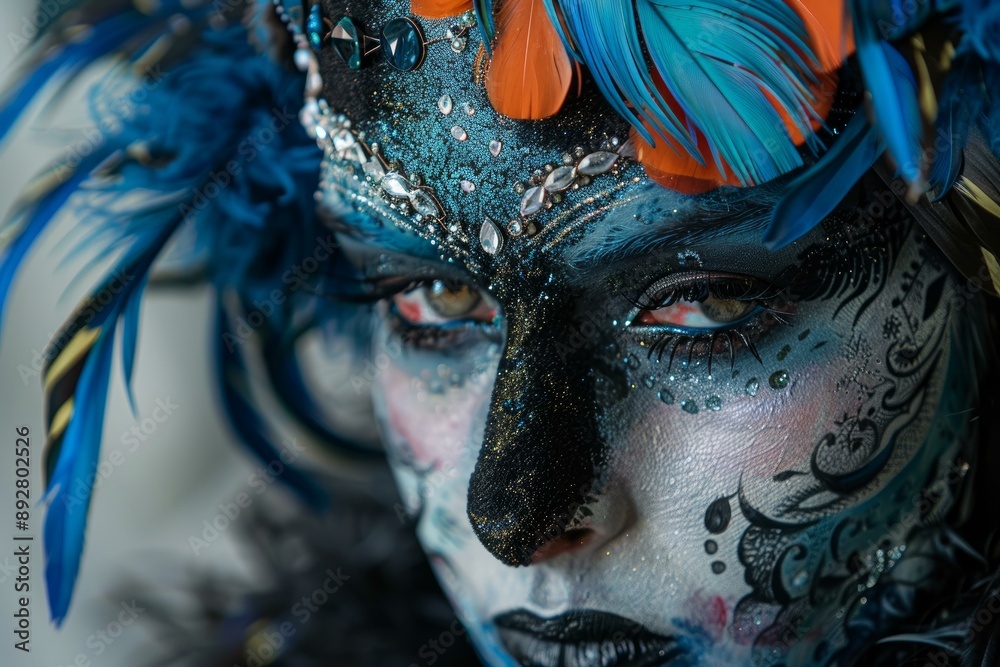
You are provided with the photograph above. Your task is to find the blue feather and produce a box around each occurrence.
[119,273,146,416]
[543,0,826,186]
[981,61,1000,161]
[43,326,115,625]
[0,12,154,145]
[474,0,495,54]
[43,219,179,625]
[0,155,107,335]
[543,0,698,156]
[765,113,886,248]
[215,303,327,509]
[850,4,923,187]
[929,57,985,200]
[262,336,381,460]
[0,0,330,624]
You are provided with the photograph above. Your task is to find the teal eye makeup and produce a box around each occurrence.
[626,271,795,373]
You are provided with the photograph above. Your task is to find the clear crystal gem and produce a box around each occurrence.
[544,166,576,192]
[332,129,356,151]
[489,140,502,157]
[519,186,546,217]
[578,151,619,175]
[479,218,503,255]
[381,173,413,199]
[410,189,443,218]
[508,220,523,236]
[362,160,386,182]
[451,126,468,141]
[462,102,475,116]
[438,94,453,115]
[461,179,475,193]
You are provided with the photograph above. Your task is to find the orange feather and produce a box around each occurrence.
[410,0,473,19]
[485,0,574,120]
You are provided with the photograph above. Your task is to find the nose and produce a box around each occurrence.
[528,482,634,564]
[466,290,628,567]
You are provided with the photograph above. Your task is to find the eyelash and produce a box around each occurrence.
[630,275,794,375]
[362,278,501,350]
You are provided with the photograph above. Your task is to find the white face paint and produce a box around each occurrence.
[349,214,983,667]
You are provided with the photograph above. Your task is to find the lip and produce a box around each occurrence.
[494,609,693,667]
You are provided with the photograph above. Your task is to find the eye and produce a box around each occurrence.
[392,279,498,326]
[627,272,793,371]
[634,294,756,329]
[631,272,778,333]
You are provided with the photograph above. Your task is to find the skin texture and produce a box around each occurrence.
[306,2,989,663]
[331,191,984,666]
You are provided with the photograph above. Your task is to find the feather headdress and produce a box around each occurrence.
[411,0,1000,292]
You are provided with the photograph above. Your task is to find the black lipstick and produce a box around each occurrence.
[494,609,694,667]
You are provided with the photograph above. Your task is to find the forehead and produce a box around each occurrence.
[311,0,831,284]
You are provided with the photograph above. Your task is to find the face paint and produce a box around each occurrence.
[330,177,987,665]
[306,3,990,664]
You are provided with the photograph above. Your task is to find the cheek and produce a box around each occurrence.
[377,360,493,472]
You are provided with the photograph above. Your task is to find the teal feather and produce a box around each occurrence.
[850,3,923,187]
[766,113,886,248]
[541,0,826,185]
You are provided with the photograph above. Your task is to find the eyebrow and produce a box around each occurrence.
[565,187,781,269]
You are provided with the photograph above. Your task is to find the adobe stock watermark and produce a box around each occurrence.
[238,567,351,667]
[408,619,468,667]
[178,106,297,221]
[221,233,338,352]
[187,438,307,555]
[393,463,460,524]
[7,0,75,55]
[59,66,165,178]
[55,600,145,667]
[61,397,180,511]
[17,268,135,386]
[351,340,403,395]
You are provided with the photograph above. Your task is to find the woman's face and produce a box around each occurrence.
[309,6,982,661]
[331,177,982,666]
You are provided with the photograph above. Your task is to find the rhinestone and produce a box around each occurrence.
[508,219,523,236]
[520,186,546,217]
[479,218,503,255]
[332,129,356,151]
[489,140,502,157]
[362,160,386,181]
[438,94,453,115]
[410,189,443,218]
[578,151,619,175]
[544,166,576,192]
[462,102,475,116]
[451,126,468,141]
[293,48,311,71]
[381,17,426,71]
[461,179,476,193]
[307,4,324,51]
[513,182,526,194]
[342,145,366,164]
[451,37,468,52]
[330,16,363,69]
[381,172,413,199]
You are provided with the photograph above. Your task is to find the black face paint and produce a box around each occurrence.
[466,264,618,566]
